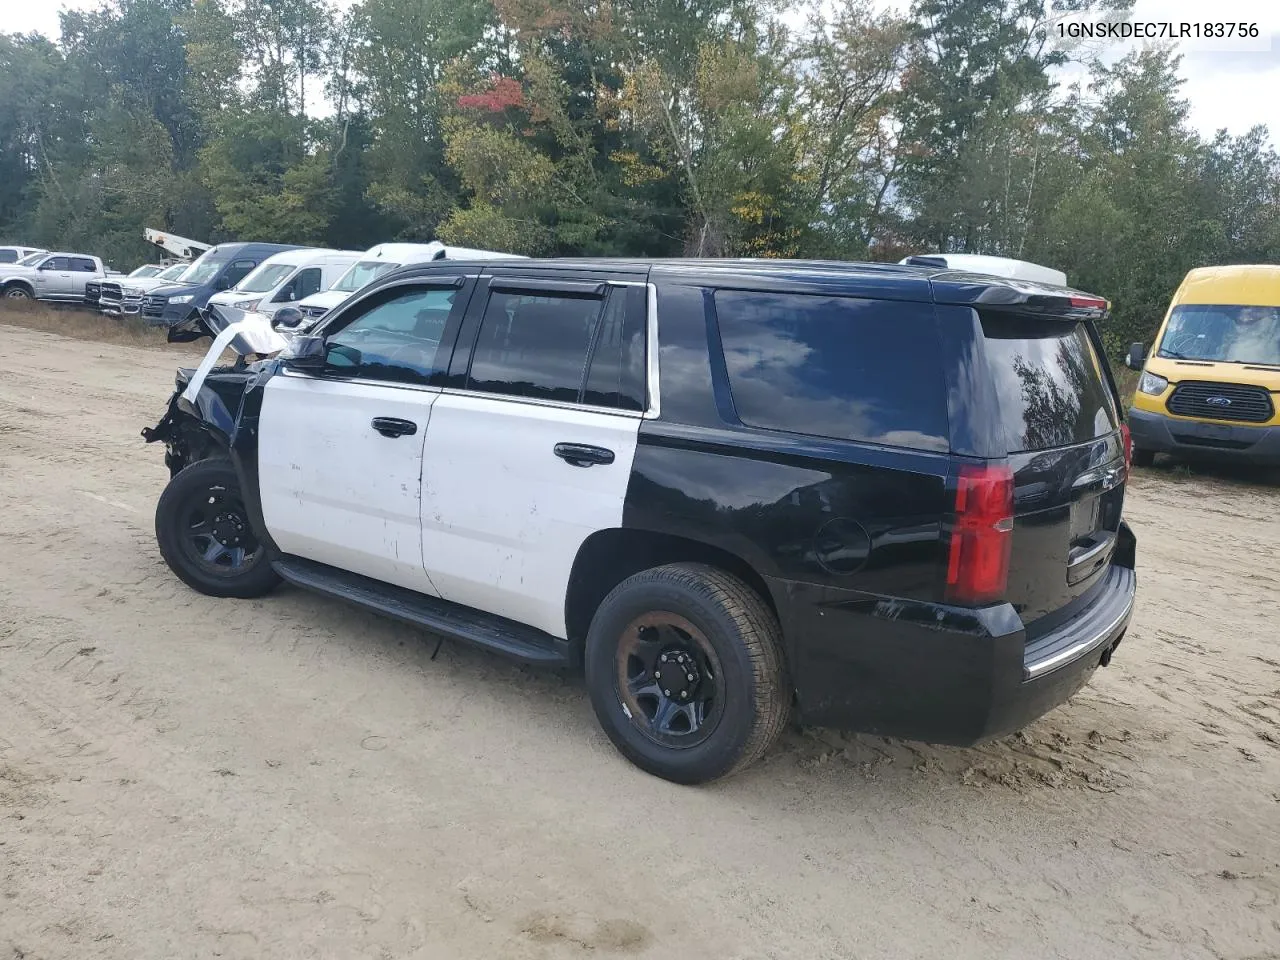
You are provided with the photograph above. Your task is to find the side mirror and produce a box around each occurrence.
[274,307,304,329]
[280,335,327,371]
[1125,343,1147,371]
[216,274,234,290]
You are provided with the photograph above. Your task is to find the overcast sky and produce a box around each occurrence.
[3,0,1277,140]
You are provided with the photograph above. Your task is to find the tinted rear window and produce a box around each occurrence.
[714,291,948,451]
[981,314,1118,452]
[468,291,605,403]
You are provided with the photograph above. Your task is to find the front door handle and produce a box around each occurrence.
[554,442,615,467]
[371,417,417,438]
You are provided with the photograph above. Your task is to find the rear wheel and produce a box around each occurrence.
[155,458,280,598]
[1132,447,1156,468]
[585,563,789,784]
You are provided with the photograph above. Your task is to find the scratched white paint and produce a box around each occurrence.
[420,393,641,639]
[258,373,440,595]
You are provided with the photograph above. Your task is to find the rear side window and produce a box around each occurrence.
[0,250,16,264]
[714,291,949,451]
[468,290,606,404]
[980,314,1118,452]
[73,258,96,272]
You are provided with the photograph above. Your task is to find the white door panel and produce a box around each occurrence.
[421,393,640,638]
[259,374,439,594]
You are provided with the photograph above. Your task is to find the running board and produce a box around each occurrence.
[271,556,572,666]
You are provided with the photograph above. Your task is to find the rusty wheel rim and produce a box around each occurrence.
[614,612,724,748]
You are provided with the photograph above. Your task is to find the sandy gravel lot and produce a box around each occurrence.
[1,322,1278,960]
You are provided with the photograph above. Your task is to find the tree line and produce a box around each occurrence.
[2,0,1278,353]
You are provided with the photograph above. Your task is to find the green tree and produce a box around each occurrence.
[199,109,335,242]
[349,0,497,238]
[1030,49,1215,353]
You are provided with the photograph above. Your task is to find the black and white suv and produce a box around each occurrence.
[143,258,1137,783]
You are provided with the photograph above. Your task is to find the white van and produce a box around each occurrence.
[209,248,362,320]
[296,241,525,321]
[899,253,1068,287]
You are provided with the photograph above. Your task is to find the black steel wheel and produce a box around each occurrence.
[616,612,725,749]
[585,563,789,784]
[155,458,280,598]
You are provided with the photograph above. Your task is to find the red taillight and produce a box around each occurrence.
[1120,422,1133,472]
[946,464,1014,605]
[1069,294,1108,310]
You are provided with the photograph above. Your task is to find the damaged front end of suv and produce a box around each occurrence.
[142,302,284,486]
[140,303,299,599]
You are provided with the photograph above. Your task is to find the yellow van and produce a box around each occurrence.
[1126,265,1280,466]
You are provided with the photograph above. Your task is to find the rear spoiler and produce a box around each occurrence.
[930,273,1110,321]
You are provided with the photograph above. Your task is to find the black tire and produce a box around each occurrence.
[585,563,790,784]
[1132,447,1156,468]
[155,458,280,599]
[4,284,33,300]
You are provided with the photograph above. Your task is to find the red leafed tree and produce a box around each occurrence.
[457,76,525,113]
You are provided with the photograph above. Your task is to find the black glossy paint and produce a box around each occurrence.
[1005,437,1127,625]
[626,424,951,604]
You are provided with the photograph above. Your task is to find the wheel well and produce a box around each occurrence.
[564,528,779,646]
[2,279,33,293]
[165,418,227,477]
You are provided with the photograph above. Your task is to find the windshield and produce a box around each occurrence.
[235,262,295,293]
[17,252,45,267]
[129,265,161,279]
[332,260,401,293]
[156,263,189,282]
[176,251,229,286]
[1158,304,1280,365]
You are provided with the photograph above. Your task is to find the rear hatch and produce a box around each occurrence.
[980,310,1127,626]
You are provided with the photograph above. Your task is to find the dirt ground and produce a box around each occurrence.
[2,321,1278,960]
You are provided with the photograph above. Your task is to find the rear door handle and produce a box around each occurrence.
[371,417,417,438]
[554,442,615,467]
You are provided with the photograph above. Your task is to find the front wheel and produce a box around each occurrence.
[585,563,790,784]
[1132,447,1156,468]
[4,285,32,300]
[155,458,280,598]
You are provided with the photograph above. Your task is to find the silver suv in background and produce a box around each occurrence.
[0,252,108,304]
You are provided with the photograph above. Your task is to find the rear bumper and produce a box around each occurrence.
[775,526,1137,745]
[1128,406,1280,465]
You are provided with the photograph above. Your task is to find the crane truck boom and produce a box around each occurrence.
[144,228,212,262]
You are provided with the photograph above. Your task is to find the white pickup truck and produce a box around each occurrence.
[0,251,109,304]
